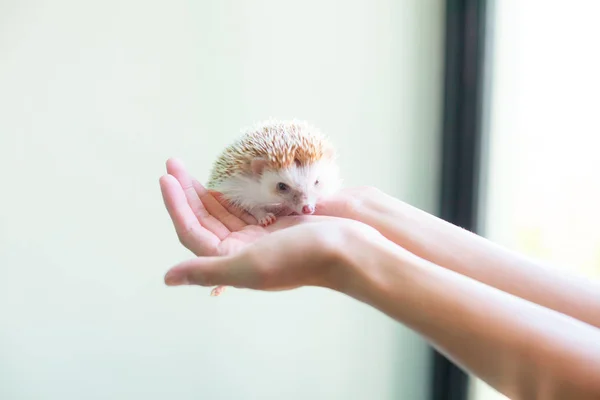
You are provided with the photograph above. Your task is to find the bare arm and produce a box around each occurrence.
[337,230,600,400]
[161,161,600,399]
[163,210,600,399]
[318,187,600,329]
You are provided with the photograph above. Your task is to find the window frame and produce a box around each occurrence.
[431,1,493,399]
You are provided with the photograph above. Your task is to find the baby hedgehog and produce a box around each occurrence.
[206,119,342,227]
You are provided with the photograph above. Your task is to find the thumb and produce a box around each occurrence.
[314,198,344,217]
[164,255,257,288]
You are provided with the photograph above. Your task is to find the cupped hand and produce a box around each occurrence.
[160,158,263,258]
[163,220,369,292]
[160,158,384,259]
[160,158,375,292]
[160,158,322,258]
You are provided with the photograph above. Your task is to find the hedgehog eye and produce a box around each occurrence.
[277,182,289,192]
[314,179,320,186]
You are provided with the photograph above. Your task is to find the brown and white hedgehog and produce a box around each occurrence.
[206,119,342,227]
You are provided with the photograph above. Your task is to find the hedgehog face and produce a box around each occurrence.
[259,159,341,215]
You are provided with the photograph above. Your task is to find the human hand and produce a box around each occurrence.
[160,158,376,293]
[160,158,314,257]
[162,219,376,292]
[315,186,388,220]
[160,158,265,258]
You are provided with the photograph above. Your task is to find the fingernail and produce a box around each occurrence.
[164,270,189,286]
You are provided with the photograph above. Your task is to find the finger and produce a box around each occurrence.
[164,255,261,289]
[314,197,351,218]
[160,174,220,256]
[192,180,249,231]
[207,188,258,225]
[165,158,230,240]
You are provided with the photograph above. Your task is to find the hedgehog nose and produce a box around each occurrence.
[302,205,315,215]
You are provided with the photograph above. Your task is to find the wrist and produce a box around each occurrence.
[327,221,409,299]
[342,186,387,221]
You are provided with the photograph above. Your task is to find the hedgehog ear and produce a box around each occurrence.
[251,157,269,176]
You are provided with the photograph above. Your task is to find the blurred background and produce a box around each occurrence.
[0,1,597,400]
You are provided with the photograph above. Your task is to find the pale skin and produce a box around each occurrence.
[160,158,600,400]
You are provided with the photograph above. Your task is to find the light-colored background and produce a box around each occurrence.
[470,1,600,399]
[0,1,444,399]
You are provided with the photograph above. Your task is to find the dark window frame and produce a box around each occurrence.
[430,0,492,399]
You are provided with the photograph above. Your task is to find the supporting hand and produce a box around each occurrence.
[159,158,376,293]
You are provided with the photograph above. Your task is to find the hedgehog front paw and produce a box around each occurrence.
[258,213,277,227]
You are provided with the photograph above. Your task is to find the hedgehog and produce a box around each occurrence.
[206,119,342,227]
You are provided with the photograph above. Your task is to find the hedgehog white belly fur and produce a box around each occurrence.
[206,119,342,226]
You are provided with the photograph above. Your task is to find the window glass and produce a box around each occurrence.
[471,1,600,399]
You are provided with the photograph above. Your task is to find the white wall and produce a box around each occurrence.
[0,1,444,399]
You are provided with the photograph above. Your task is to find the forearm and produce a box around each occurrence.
[346,189,600,328]
[338,234,600,400]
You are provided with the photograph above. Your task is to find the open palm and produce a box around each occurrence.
[160,158,320,258]
[160,158,384,294]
